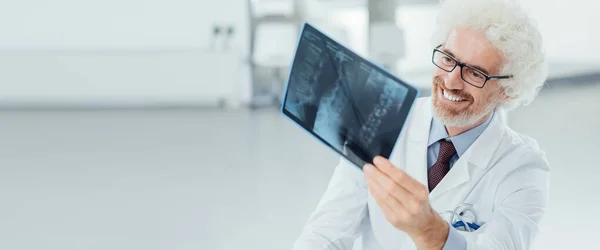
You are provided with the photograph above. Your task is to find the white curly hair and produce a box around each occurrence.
[431,0,549,110]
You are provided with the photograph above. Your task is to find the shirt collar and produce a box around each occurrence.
[427,112,494,157]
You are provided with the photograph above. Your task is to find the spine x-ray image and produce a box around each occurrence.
[283,24,413,168]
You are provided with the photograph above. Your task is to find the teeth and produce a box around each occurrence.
[443,90,464,102]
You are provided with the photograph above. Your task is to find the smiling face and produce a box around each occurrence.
[432,28,507,128]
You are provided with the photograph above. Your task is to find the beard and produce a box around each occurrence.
[431,76,500,127]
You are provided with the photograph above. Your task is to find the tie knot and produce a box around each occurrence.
[438,140,457,163]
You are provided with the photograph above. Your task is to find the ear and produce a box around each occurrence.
[498,86,510,100]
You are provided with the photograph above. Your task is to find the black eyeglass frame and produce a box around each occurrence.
[432,45,513,88]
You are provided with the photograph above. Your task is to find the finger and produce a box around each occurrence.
[367,179,396,212]
[367,178,408,227]
[373,156,429,200]
[364,163,413,209]
[363,163,381,181]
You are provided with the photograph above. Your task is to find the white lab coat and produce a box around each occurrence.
[292,97,550,250]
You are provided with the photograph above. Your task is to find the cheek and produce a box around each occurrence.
[433,68,448,79]
[472,88,500,106]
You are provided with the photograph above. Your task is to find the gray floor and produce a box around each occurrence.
[0,81,598,250]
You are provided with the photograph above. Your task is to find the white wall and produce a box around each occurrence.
[0,0,249,50]
[520,0,600,64]
[0,50,247,107]
[0,0,251,107]
[1,0,598,107]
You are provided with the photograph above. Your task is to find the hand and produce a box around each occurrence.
[363,156,449,250]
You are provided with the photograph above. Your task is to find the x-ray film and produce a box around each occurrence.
[281,22,420,169]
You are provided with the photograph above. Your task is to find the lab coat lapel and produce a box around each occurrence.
[402,98,432,188]
[429,111,506,203]
[428,155,471,201]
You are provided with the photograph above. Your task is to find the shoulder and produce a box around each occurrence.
[403,96,432,129]
[414,96,432,111]
[491,126,550,192]
[501,127,550,171]
[483,127,551,207]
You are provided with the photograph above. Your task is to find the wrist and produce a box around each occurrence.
[412,216,449,250]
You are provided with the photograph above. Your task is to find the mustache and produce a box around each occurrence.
[433,77,472,101]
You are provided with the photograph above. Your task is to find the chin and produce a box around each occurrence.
[433,108,483,127]
[432,98,494,128]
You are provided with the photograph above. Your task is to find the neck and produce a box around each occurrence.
[445,112,492,137]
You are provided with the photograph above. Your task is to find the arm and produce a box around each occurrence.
[292,158,369,250]
[459,164,550,250]
[364,156,549,250]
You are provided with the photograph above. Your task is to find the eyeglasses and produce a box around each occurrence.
[432,45,512,88]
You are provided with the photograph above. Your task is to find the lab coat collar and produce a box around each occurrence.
[463,110,505,170]
[405,98,506,201]
[427,112,494,158]
[408,98,505,170]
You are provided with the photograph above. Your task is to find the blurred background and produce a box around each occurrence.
[0,0,598,249]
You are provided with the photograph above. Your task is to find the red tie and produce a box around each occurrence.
[428,140,457,192]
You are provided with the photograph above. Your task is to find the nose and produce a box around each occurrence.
[444,67,465,90]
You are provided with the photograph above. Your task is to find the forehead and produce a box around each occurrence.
[443,28,503,75]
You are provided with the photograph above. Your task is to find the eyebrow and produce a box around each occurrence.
[441,48,491,75]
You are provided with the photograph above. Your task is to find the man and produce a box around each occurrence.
[292,0,550,249]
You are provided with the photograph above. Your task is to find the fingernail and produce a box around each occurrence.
[373,156,382,165]
[364,164,372,173]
